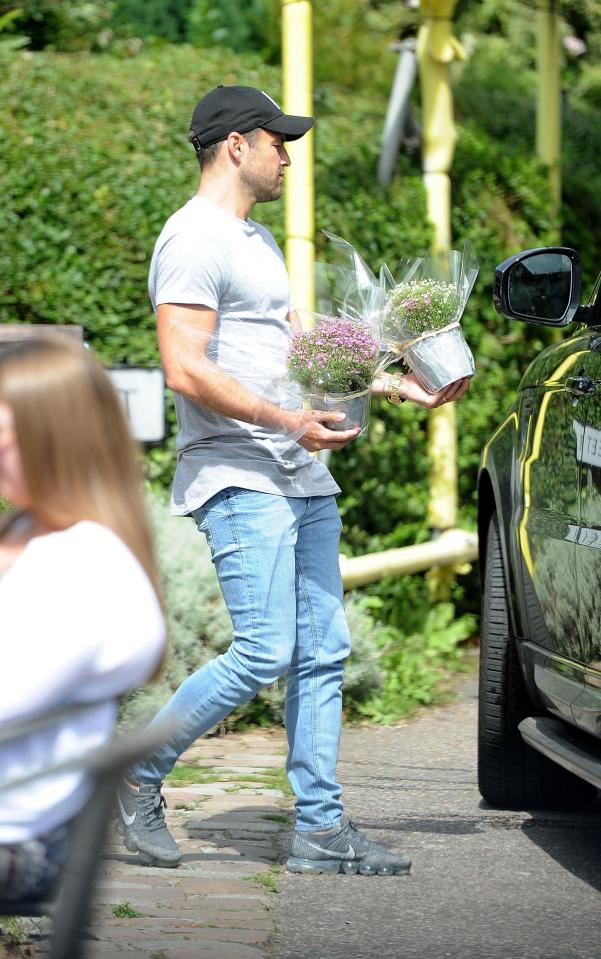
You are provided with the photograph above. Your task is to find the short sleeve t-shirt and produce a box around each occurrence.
[0,521,165,843]
[148,196,340,514]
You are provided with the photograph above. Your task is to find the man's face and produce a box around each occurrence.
[239,129,291,203]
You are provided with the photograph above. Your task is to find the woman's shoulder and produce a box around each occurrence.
[24,521,150,586]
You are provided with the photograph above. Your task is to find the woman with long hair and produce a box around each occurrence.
[0,335,166,900]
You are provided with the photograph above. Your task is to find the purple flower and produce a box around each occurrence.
[287,314,379,391]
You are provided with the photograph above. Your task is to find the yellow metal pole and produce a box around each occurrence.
[282,0,315,312]
[536,0,561,220]
[417,0,465,599]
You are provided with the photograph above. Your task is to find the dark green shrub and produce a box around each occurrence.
[0,0,114,51]
[111,0,193,43]
[2,19,601,719]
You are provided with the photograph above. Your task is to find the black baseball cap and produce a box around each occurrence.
[189,85,314,150]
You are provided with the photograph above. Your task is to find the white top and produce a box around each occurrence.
[148,195,339,514]
[0,521,165,843]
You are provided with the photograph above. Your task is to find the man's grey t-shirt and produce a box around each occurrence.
[149,196,340,514]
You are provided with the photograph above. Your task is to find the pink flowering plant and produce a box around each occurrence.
[287,316,380,394]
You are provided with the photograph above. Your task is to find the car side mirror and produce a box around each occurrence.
[493,247,582,327]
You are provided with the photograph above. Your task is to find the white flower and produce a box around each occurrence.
[563,35,586,57]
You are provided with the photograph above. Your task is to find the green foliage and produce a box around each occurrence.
[0,7,29,60]
[122,491,384,726]
[243,865,282,893]
[187,0,280,64]
[112,901,139,919]
[0,45,284,370]
[356,602,477,724]
[0,0,114,51]
[0,916,29,944]
[111,0,193,43]
[3,3,601,723]
[166,763,292,795]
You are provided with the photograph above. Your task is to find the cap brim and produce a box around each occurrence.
[264,114,314,141]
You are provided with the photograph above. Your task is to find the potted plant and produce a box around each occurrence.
[287,315,380,434]
[381,248,478,393]
[318,232,478,394]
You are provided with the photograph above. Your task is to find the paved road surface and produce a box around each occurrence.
[269,678,601,959]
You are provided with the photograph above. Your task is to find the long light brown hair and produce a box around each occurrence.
[0,335,164,625]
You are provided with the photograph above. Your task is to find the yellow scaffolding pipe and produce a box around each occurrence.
[279,0,476,595]
[340,529,477,590]
[282,0,315,312]
[536,1,561,219]
[417,0,466,598]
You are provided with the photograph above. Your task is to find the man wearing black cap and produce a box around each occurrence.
[116,84,466,876]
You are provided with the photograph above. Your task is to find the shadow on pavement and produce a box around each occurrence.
[520,806,601,893]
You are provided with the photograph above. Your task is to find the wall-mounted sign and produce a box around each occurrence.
[108,367,166,443]
[0,326,165,443]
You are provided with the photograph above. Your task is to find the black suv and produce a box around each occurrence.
[478,247,601,808]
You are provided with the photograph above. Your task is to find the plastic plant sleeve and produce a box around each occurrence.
[379,240,479,392]
[163,314,333,448]
[320,230,420,378]
[320,231,386,345]
[287,311,380,435]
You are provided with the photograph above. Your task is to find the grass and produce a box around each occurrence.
[165,764,239,785]
[261,813,291,825]
[243,865,283,894]
[111,901,139,919]
[0,917,30,945]
[166,763,293,796]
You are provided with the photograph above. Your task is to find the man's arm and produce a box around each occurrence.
[288,308,303,333]
[157,302,360,451]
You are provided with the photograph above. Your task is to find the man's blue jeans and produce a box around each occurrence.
[130,488,351,832]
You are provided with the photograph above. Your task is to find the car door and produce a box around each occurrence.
[571,328,601,734]
[518,334,589,668]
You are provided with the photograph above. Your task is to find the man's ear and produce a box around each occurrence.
[226,131,245,161]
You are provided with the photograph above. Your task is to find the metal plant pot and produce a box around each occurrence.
[404,326,475,393]
[305,386,372,436]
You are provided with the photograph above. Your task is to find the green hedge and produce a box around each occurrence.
[2,33,600,661]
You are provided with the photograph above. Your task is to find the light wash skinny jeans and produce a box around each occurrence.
[131,488,351,832]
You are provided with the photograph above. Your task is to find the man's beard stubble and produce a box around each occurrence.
[240,164,282,204]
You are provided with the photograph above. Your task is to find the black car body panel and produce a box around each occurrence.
[479,249,601,792]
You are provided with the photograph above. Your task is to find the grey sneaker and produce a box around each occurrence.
[115,781,182,868]
[287,819,412,876]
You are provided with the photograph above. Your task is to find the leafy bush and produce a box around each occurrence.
[121,490,471,727]
[0,0,114,51]
[356,602,476,723]
[187,0,280,65]
[122,490,385,726]
[3,9,601,722]
[121,490,232,723]
[111,0,193,44]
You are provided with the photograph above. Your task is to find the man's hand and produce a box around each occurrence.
[373,372,471,409]
[284,408,361,451]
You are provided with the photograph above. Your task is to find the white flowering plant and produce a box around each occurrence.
[384,278,462,338]
[380,244,479,393]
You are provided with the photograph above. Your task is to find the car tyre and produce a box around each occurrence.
[478,511,595,809]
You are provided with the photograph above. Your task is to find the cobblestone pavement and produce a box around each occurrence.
[39,728,293,959]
